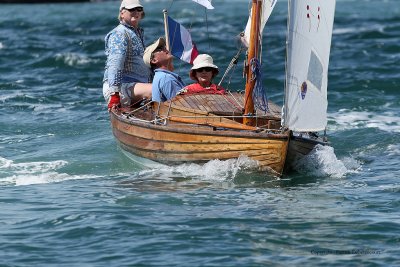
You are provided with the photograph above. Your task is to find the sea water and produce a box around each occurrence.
[0,0,399,266]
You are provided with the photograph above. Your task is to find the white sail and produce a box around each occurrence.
[243,0,277,47]
[191,0,214,10]
[284,0,336,132]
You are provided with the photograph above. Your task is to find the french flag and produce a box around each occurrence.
[167,16,199,64]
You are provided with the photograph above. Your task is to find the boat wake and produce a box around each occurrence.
[137,154,260,182]
[0,156,95,186]
[291,144,361,178]
[130,145,362,182]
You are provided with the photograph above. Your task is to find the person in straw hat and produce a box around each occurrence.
[103,0,152,111]
[143,37,186,102]
[183,54,225,95]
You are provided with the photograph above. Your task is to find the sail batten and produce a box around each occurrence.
[284,0,336,132]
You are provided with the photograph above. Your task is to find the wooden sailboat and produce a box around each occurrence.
[109,0,336,176]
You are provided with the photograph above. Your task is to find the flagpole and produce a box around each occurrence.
[163,9,170,51]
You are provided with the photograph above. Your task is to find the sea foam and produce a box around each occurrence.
[137,155,260,182]
[0,156,94,186]
[293,144,361,178]
[134,146,359,181]
[329,109,400,133]
[387,144,400,156]
[55,52,93,67]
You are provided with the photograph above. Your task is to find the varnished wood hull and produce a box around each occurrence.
[111,95,289,176]
[110,99,290,176]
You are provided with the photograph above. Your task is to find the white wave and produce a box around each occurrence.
[138,155,260,182]
[0,156,94,186]
[6,160,67,174]
[333,24,385,35]
[387,144,400,156]
[293,145,361,178]
[1,133,55,146]
[32,103,67,114]
[174,155,259,181]
[55,52,92,66]
[0,42,4,49]
[333,27,359,35]
[11,173,97,186]
[0,92,23,102]
[329,109,400,133]
[0,157,13,168]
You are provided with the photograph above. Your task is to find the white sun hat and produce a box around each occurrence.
[190,54,219,80]
[143,37,166,68]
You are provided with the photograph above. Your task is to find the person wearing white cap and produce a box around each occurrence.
[103,0,152,111]
[143,37,186,102]
[183,54,225,95]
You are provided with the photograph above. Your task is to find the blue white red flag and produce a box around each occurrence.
[167,16,199,64]
[191,0,214,9]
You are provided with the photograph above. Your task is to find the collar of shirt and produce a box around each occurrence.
[154,68,178,77]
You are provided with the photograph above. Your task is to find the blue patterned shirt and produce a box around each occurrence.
[103,22,151,93]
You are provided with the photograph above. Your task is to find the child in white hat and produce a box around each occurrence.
[184,54,226,95]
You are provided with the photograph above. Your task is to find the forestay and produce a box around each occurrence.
[284,0,336,132]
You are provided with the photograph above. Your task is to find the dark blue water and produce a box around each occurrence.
[1,0,399,266]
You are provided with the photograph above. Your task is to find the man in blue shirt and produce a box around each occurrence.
[103,0,152,111]
[143,38,186,102]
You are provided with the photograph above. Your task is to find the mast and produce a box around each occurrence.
[243,0,262,126]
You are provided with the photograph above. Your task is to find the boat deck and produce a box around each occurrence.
[148,92,283,130]
[170,92,282,120]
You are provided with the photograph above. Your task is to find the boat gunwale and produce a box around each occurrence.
[110,110,290,140]
[290,133,329,146]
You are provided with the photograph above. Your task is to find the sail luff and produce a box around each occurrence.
[284,0,336,132]
[283,0,290,128]
[243,0,262,126]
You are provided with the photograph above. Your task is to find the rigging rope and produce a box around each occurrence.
[249,57,269,113]
[218,46,244,87]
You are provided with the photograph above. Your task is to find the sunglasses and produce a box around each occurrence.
[153,46,166,53]
[196,67,214,72]
[125,7,144,12]
[151,46,167,60]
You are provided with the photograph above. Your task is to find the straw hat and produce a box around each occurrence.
[143,37,166,68]
[189,54,219,81]
[120,0,143,11]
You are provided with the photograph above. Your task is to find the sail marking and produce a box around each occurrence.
[307,51,323,92]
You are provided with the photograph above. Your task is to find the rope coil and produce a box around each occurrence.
[249,57,269,113]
